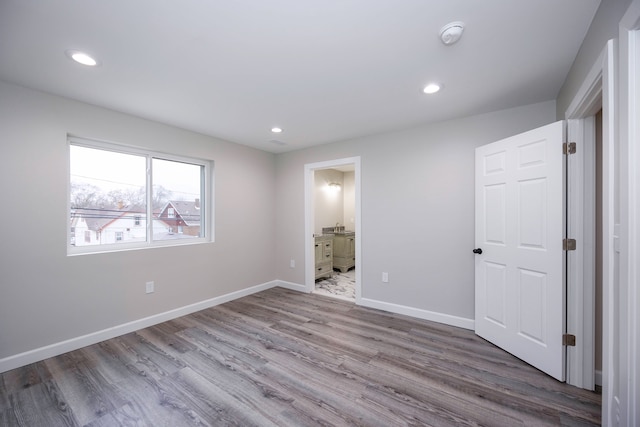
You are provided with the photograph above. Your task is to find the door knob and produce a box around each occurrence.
[472,248,483,254]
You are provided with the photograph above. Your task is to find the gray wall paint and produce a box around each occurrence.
[343,171,356,230]
[557,0,633,117]
[0,81,277,359]
[276,101,556,320]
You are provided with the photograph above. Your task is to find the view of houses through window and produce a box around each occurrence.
[69,140,207,252]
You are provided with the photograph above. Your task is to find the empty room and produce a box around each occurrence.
[1,1,639,426]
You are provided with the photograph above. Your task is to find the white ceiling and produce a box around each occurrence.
[0,0,600,153]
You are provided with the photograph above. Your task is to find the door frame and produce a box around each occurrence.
[564,41,615,391]
[304,157,362,301]
[618,3,640,425]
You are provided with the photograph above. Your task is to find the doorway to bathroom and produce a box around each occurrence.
[304,157,361,303]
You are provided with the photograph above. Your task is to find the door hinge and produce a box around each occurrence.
[563,334,576,346]
[563,142,577,155]
[563,238,576,251]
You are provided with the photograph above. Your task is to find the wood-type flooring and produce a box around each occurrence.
[0,287,601,426]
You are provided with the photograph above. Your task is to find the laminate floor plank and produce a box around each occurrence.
[5,380,79,427]
[40,361,123,426]
[135,322,199,355]
[222,300,313,326]
[115,332,187,380]
[0,287,601,426]
[270,320,379,363]
[184,310,349,371]
[258,357,398,426]
[364,353,561,426]
[99,361,209,426]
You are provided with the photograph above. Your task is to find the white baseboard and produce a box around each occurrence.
[358,297,475,330]
[595,369,602,387]
[274,280,308,292]
[0,280,279,374]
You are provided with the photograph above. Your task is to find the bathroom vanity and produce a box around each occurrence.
[314,235,333,280]
[331,232,355,273]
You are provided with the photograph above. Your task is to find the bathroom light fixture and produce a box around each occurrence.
[423,83,441,94]
[328,182,341,192]
[271,127,283,133]
[65,50,99,66]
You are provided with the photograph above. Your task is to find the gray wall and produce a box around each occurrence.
[343,171,356,230]
[276,101,556,321]
[557,0,633,117]
[0,81,277,360]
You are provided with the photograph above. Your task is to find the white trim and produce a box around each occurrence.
[565,118,596,390]
[618,3,640,425]
[0,280,278,374]
[304,157,362,302]
[359,298,475,330]
[565,48,605,118]
[601,39,619,427]
[68,136,213,255]
[596,369,603,387]
[275,280,308,292]
[565,40,616,396]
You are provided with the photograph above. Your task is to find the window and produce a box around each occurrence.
[69,137,210,254]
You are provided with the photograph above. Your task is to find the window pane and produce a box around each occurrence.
[152,158,203,240]
[70,145,147,247]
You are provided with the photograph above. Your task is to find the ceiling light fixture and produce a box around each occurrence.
[271,127,283,133]
[423,83,442,94]
[327,182,341,192]
[439,21,465,45]
[65,50,99,66]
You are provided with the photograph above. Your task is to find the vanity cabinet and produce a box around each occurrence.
[332,232,355,273]
[314,235,333,280]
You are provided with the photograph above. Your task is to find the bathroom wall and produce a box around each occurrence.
[313,169,356,235]
[313,168,344,234]
[343,171,356,230]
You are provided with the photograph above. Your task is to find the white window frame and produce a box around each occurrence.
[68,136,213,255]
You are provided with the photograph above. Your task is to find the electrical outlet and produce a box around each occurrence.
[290,259,295,268]
[382,272,389,283]
[146,281,154,294]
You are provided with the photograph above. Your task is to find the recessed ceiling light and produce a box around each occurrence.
[423,83,442,94]
[271,127,283,133]
[65,50,99,67]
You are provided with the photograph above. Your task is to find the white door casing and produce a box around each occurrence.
[304,157,362,300]
[475,121,566,381]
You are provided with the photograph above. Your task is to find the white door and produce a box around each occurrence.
[475,121,565,381]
